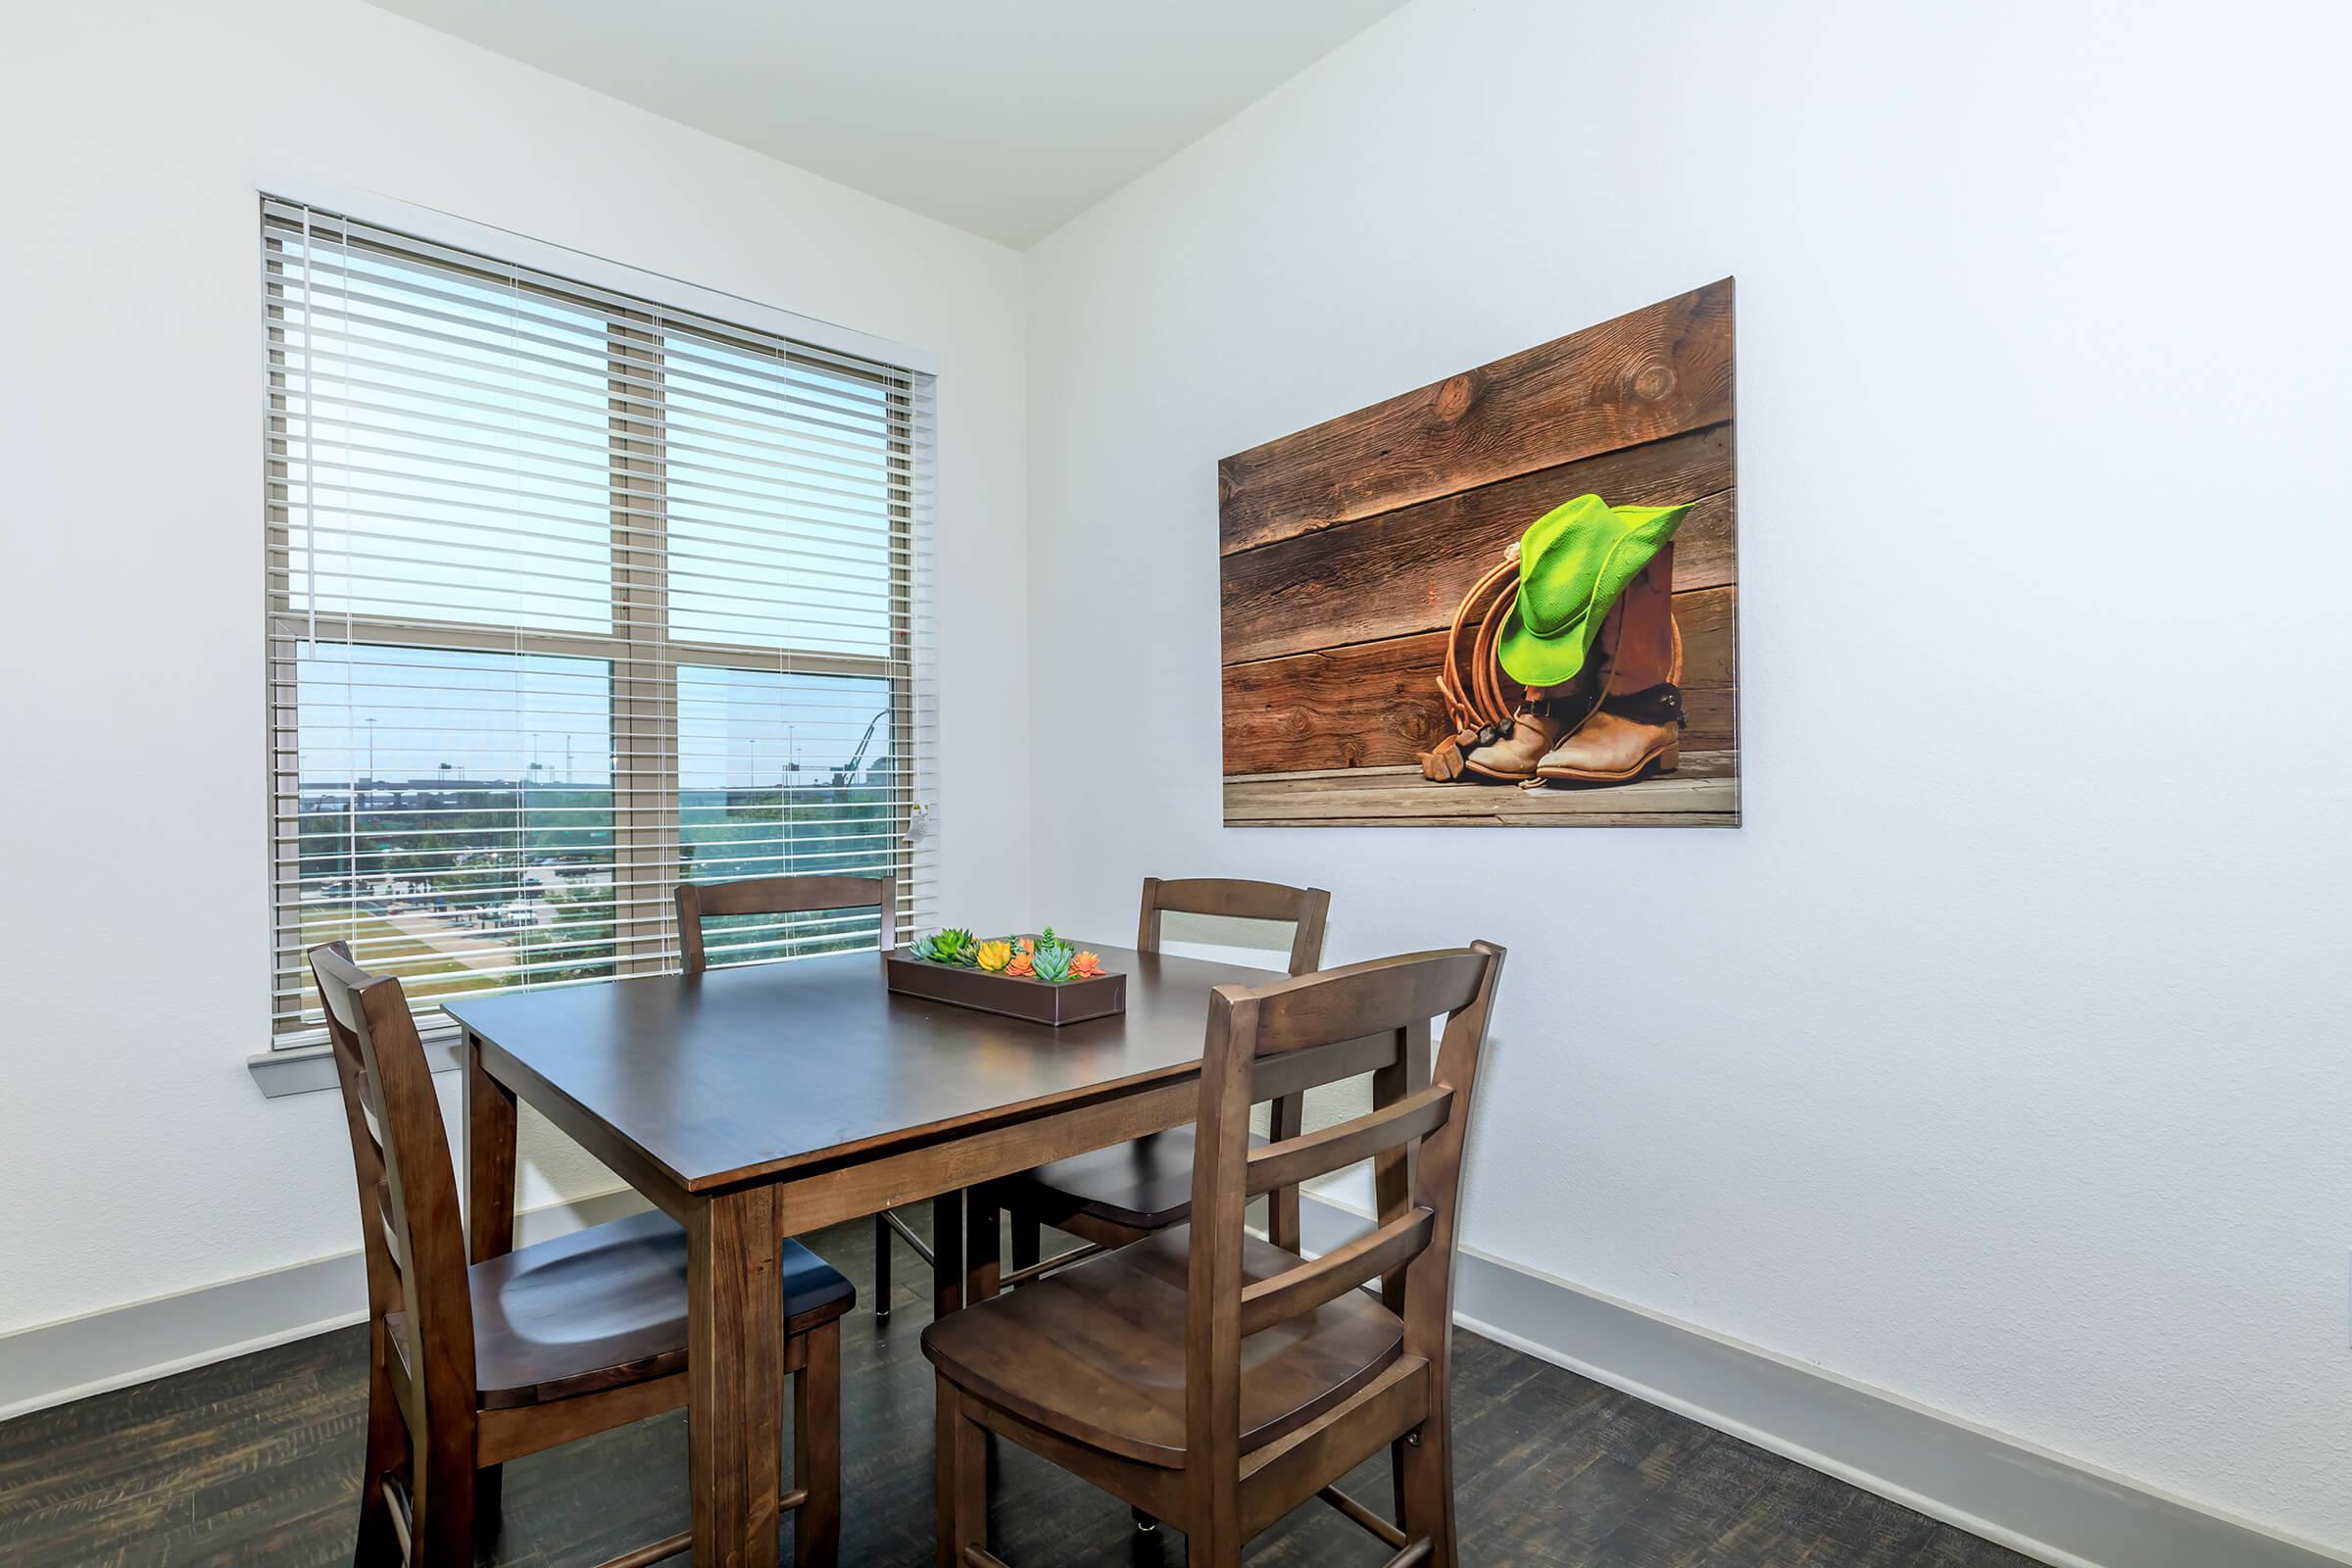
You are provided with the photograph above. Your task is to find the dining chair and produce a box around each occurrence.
[968,876,1332,1297]
[312,942,854,1567]
[675,872,933,1323]
[924,941,1505,1568]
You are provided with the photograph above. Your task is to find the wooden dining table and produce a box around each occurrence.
[442,940,1284,1568]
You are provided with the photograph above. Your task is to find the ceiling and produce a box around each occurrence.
[364,0,1412,248]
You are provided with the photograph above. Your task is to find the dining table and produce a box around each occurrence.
[442,939,1285,1568]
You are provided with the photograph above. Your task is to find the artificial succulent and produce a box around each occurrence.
[912,924,1098,982]
[911,927,978,965]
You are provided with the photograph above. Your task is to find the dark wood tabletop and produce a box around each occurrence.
[442,942,1283,1195]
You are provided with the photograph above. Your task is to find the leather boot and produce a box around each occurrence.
[1535,543,1685,784]
[1459,681,1599,782]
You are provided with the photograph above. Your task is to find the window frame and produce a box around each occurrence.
[254,186,934,1084]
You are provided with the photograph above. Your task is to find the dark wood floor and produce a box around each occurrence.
[0,1214,2038,1566]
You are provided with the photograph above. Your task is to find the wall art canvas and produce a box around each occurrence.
[1218,279,1738,827]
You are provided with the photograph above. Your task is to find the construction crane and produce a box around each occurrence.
[831,710,889,788]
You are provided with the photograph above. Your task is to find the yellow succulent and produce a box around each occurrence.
[973,938,1013,973]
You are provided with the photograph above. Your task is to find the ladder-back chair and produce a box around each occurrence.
[314,942,853,1567]
[970,876,1333,1297]
[925,941,1505,1567]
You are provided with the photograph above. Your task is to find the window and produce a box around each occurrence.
[263,197,935,1047]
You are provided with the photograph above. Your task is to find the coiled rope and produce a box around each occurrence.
[1419,549,1524,780]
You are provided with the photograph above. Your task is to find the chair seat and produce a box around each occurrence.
[393,1209,856,1410]
[989,1127,1264,1232]
[921,1226,1408,1468]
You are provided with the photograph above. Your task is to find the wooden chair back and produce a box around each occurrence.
[1138,876,1333,1252]
[1137,875,1331,976]
[674,872,898,976]
[310,942,477,1460]
[1184,944,1504,1495]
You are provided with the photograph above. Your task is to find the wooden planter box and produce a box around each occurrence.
[883,942,1126,1027]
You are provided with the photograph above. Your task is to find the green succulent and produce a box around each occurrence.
[912,927,979,965]
[1030,943,1073,984]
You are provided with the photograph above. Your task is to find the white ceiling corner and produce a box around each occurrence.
[362,0,1413,248]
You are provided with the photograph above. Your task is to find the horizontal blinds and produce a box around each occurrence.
[263,197,938,1041]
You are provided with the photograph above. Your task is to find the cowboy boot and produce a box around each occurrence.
[1535,543,1685,784]
[1458,666,1602,782]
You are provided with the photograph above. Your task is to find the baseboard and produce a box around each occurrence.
[1298,1194,2348,1568]
[0,1188,653,1423]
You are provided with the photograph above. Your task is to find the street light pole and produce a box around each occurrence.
[785,725,798,877]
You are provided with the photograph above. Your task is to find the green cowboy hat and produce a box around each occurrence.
[1494,494,1692,689]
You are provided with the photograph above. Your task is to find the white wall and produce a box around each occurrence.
[1024,0,2352,1550]
[0,0,1030,1338]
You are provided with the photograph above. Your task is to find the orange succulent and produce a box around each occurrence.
[1005,951,1034,978]
[1068,951,1105,979]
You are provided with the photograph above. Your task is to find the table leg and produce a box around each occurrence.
[794,1320,842,1568]
[962,1188,1003,1304]
[929,1192,964,1318]
[1374,1020,1431,1310]
[465,1030,517,1265]
[688,1185,783,1568]
[464,1031,519,1528]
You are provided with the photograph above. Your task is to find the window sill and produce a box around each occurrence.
[247,1034,462,1099]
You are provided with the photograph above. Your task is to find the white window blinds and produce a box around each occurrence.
[263,197,936,1045]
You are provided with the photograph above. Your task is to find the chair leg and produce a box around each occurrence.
[1396,1415,1459,1568]
[874,1211,894,1322]
[936,1377,988,1568]
[795,1321,842,1568]
[409,1440,476,1568]
[353,1474,402,1568]
[353,1338,406,1567]
[1008,1212,1040,1280]
[1184,1513,1244,1566]
[472,1464,504,1548]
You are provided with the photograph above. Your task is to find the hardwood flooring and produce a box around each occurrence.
[0,1215,2038,1566]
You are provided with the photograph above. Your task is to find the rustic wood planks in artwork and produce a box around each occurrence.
[1218,280,1739,827]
